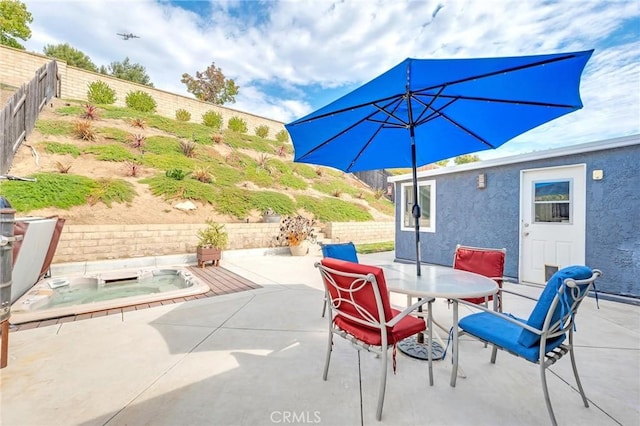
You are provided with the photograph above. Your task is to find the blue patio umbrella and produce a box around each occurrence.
[286,50,592,276]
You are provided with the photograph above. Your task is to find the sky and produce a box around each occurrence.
[21,0,640,160]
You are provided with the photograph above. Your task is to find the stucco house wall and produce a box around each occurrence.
[391,135,640,299]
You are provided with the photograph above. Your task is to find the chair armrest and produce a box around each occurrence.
[387,297,433,327]
[457,299,543,336]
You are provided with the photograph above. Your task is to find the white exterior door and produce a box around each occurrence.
[520,165,586,284]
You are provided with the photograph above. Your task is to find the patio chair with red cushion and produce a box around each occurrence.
[457,266,601,425]
[453,244,506,311]
[315,257,429,421]
[320,242,359,317]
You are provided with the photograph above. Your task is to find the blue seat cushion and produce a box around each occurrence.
[459,312,565,363]
[321,242,359,263]
[518,265,593,348]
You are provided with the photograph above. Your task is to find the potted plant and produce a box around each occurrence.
[196,220,228,267]
[262,208,281,223]
[276,215,317,256]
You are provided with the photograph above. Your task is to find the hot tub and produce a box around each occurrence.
[10,267,210,324]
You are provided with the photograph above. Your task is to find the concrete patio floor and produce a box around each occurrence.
[1,251,638,425]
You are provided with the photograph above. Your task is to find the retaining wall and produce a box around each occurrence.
[1,45,285,137]
[53,221,395,263]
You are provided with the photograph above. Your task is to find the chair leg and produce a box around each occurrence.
[540,362,558,426]
[376,347,388,421]
[490,345,498,364]
[323,330,333,381]
[569,333,589,407]
[482,297,489,348]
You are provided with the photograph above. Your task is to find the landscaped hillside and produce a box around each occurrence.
[1,97,394,226]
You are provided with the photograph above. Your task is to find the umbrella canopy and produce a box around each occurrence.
[286,50,592,274]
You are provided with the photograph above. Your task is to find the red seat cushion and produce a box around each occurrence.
[335,309,426,346]
[454,247,505,305]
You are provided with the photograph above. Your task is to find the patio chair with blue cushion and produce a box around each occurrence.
[320,242,359,317]
[456,265,601,426]
[316,257,429,421]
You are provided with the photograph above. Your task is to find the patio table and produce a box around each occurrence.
[384,263,498,386]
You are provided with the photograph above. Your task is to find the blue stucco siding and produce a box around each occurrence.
[394,140,639,298]
[395,165,521,277]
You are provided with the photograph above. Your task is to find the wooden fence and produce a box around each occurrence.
[0,61,59,175]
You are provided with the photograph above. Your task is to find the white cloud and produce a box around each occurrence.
[21,0,640,154]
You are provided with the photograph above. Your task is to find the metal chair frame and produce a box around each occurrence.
[320,242,358,318]
[457,269,601,426]
[316,261,429,421]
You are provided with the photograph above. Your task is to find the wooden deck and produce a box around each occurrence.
[11,266,261,331]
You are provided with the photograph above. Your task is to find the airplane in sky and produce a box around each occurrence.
[117,33,140,40]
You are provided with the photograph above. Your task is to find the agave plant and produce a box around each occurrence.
[130,118,146,129]
[73,120,96,141]
[128,133,146,149]
[123,160,142,177]
[81,104,100,120]
[179,140,197,158]
[191,166,212,183]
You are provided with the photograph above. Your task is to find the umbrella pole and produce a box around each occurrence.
[411,137,421,277]
[398,138,445,361]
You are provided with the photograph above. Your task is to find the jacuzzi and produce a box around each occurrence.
[10,267,210,324]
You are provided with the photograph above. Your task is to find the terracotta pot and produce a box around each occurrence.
[289,243,308,256]
[197,247,222,267]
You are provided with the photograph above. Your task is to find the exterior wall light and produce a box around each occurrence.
[477,173,486,189]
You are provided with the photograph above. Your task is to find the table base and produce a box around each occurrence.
[397,336,445,361]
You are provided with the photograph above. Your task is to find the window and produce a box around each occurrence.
[533,180,572,223]
[401,180,436,232]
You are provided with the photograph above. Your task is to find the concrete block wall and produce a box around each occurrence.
[1,45,286,137]
[53,222,283,263]
[324,221,395,244]
[0,46,51,89]
[53,221,395,263]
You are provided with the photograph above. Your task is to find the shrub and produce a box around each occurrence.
[202,110,223,130]
[73,120,96,141]
[275,129,289,143]
[191,166,212,183]
[211,133,223,144]
[166,168,186,180]
[123,161,142,177]
[175,108,191,122]
[228,116,248,133]
[276,145,287,157]
[255,125,269,138]
[125,90,157,112]
[81,104,99,120]
[87,81,116,104]
[179,140,197,157]
[130,118,146,129]
[256,153,270,170]
[55,161,72,173]
[128,133,146,149]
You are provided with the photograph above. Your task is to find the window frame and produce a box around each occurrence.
[400,180,436,233]
[532,178,574,224]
